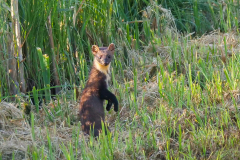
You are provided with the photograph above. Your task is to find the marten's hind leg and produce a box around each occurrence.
[93,124,111,137]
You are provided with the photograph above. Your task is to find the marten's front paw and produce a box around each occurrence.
[106,101,112,111]
[114,102,118,112]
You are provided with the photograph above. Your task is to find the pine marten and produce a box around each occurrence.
[79,43,118,137]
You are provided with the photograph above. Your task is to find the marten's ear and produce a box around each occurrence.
[92,45,99,55]
[108,43,115,52]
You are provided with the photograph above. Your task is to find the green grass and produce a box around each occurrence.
[1,0,240,159]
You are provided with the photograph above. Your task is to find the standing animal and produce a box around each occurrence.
[79,43,118,137]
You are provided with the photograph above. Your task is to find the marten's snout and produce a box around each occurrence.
[102,59,110,66]
[103,62,109,66]
[98,54,112,66]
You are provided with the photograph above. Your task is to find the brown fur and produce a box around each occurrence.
[79,43,118,137]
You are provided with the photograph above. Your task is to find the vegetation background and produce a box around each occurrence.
[1,0,240,159]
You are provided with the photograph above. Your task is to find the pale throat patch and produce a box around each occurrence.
[94,59,111,86]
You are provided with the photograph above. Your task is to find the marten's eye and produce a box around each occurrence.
[99,56,102,59]
[108,55,111,59]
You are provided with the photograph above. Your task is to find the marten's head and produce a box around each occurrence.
[92,43,115,73]
[92,43,115,66]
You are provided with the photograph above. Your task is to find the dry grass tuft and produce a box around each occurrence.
[0,100,83,160]
[0,102,30,160]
